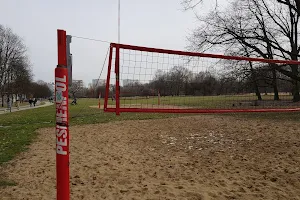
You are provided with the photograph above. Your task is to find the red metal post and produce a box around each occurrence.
[55,29,69,200]
[115,45,120,115]
[104,46,113,111]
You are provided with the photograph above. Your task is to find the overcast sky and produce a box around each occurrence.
[1,0,227,86]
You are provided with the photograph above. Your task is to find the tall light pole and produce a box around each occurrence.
[118,0,120,43]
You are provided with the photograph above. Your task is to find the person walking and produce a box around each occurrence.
[7,96,11,112]
[71,92,77,105]
[33,98,37,107]
[29,98,33,107]
[15,96,20,110]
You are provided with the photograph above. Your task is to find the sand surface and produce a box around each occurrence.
[1,115,300,200]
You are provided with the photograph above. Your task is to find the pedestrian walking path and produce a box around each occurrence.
[0,101,53,115]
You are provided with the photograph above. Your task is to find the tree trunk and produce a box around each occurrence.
[290,12,299,101]
[185,82,188,95]
[272,68,280,100]
[250,73,262,100]
[1,94,3,107]
[249,61,262,100]
[254,83,262,100]
[291,65,300,102]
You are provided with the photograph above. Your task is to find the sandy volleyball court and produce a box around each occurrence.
[0,115,300,199]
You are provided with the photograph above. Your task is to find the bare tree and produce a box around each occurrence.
[69,80,86,98]
[0,25,31,106]
[181,0,219,10]
[187,0,300,101]
[182,0,300,14]
[30,80,52,98]
[10,58,32,98]
[170,66,193,95]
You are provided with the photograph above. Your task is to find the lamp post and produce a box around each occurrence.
[118,0,120,43]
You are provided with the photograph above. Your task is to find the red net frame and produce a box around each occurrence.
[104,43,300,114]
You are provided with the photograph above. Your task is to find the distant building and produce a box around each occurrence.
[72,80,84,89]
[92,79,106,87]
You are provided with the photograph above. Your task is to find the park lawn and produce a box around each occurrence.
[0,97,300,186]
[119,94,294,108]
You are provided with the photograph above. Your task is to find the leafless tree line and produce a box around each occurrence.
[120,66,292,98]
[85,64,291,100]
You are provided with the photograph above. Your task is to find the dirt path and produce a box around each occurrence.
[1,115,300,200]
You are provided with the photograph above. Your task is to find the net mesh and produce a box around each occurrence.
[105,44,300,113]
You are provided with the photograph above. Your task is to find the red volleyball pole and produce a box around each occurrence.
[55,29,70,200]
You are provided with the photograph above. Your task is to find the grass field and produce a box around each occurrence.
[0,97,300,187]
[119,93,296,109]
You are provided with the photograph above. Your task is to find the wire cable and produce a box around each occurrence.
[71,35,111,44]
[67,35,112,95]
[71,46,110,119]
[55,35,110,117]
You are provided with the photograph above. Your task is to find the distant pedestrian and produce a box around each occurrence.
[29,99,33,107]
[15,96,20,110]
[71,97,77,105]
[71,92,77,105]
[33,98,37,107]
[6,96,12,112]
